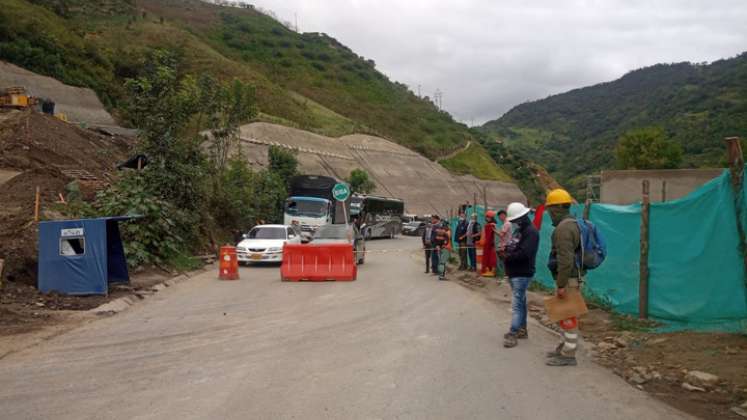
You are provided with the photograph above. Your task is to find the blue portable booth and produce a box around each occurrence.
[38,216,136,295]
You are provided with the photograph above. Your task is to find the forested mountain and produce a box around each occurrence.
[0,0,471,158]
[481,53,747,191]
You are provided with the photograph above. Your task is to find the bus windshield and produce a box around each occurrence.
[285,199,328,218]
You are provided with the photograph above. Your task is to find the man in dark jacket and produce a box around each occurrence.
[422,215,440,274]
[455,212,469,270]
[501,203,539,348]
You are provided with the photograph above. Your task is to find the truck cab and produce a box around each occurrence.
[283,196,332,233]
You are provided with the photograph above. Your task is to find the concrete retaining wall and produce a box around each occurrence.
[600,168,724,205]
[238,122,526,215]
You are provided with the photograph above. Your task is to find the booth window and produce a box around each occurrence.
[60,237,85,256]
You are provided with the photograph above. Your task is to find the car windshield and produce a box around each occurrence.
[406,222,422,227]
[247,227,286,240]
[285,199,328,217]
[313,224,352,241]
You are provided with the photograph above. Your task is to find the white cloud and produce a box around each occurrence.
[249,0,747,124]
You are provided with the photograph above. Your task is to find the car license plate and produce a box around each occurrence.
[251,253,263,260]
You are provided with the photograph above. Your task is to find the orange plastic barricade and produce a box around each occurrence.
[281,243,357,282]
[219,245,239,280]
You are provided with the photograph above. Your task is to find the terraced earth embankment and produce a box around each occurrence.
[238,123,527,215]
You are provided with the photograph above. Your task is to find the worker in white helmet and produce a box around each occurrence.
[501,202,539,349]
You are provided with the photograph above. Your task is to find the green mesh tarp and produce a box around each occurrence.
[534,169,747,331]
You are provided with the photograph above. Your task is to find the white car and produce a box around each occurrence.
[236,225,302,264]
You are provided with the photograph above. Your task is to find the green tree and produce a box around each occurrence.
[615,127,683,170]
[268,145,298,185]
[347,169,376,194]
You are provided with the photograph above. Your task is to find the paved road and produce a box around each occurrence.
[0,236,689,420]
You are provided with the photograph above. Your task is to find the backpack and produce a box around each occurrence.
[575,218,606,270]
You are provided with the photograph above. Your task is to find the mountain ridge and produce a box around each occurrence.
[481,53,747,191]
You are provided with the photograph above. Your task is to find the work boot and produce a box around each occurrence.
[546,343,564,358]
[545,355,577,367]
[516,327,528,339]
[503,332,518,348]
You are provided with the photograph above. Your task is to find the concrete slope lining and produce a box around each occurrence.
[238,122,526,215]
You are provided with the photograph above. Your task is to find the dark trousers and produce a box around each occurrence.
[467,245,477,270]
[424,248,433,272]
[458,242,468,270]
[425,247,439,273]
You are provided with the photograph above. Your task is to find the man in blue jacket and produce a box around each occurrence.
[501,203,540,348]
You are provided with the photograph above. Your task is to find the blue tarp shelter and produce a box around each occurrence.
[38,216,136,295]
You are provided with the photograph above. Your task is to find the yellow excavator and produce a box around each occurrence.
[1,86,67,121]
[0,86,37,109]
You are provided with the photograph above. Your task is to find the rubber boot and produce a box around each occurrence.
[545,355,577,366]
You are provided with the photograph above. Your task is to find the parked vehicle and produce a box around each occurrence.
[311,224,366,265]
[402,221,426,236]
[284,175,351,233]
[351,194,405,239]
[236,225,302,264]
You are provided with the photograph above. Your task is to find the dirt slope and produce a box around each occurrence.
[0,110,133,286]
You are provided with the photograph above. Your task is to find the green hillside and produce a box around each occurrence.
[481,54,747,192]
[0,0,471,158]
[438,142,513,183]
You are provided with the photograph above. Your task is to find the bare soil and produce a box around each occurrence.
[453,271,747,420]
[0,110,133,286]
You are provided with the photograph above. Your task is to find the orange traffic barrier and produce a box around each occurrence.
[281,243,357,282]
[219,245,239,280]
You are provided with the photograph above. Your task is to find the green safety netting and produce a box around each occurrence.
[533,169,747,331]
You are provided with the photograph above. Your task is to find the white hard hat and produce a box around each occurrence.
[506,202,531,221]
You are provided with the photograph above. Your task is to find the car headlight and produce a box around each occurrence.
[267,247,282,253]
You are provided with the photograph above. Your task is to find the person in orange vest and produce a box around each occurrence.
[481,211,498,276]
[434,219,452,281]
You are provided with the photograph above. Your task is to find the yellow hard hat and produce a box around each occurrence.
[545,189,573,206]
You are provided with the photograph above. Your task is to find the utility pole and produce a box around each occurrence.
[294,12,298,32]
[434,89,443,110]
[417,84,421,98]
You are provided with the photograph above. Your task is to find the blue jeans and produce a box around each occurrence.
[509,277,532,333]
[467,244,477,270]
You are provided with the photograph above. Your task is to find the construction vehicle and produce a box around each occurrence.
[0,87,38,109]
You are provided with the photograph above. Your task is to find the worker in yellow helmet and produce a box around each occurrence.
[544,189,583,367]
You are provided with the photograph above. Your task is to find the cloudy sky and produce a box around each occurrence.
[249,0,747,125]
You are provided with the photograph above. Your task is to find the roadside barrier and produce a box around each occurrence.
[219,245,239,280]
[281,243,357,281]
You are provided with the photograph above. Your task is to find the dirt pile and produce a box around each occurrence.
[0,110,134,286]
[0,110,132,177]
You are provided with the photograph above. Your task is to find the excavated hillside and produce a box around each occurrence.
[237,123,526,215]
[0,110,133,285]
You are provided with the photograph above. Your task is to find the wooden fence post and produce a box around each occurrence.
[639,180,650,319]
[34,186,41,223]
[725,137,746,273]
